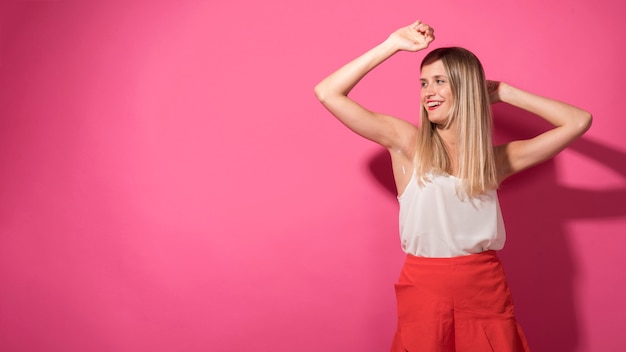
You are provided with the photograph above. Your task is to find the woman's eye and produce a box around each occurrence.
[420,82,427,87]
[436,79,445,84]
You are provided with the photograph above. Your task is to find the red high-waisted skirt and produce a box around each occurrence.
[390,250,530,352]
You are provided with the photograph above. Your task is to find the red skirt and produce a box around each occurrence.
[390,251,530,352]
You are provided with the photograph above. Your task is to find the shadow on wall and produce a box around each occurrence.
[367,103,626,352]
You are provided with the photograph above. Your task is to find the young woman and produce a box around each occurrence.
[314,20,591,351]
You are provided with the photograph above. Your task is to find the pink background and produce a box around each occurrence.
[1,1,624,351]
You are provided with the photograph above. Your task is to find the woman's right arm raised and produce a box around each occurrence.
[314,21,434,151]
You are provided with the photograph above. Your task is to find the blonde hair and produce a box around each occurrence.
[415,47,498,197]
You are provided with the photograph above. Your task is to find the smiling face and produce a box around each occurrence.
[420,59,454,127]
[415,47,498,196]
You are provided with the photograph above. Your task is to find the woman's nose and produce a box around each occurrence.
[424,84,435,97]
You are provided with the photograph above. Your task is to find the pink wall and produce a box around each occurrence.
[1,1,624,351]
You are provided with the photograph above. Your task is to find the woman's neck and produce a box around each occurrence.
[437,127,458,175]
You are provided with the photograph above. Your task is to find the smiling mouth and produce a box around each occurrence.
[426,101,442,110]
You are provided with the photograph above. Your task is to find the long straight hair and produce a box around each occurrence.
[415,47,498,198]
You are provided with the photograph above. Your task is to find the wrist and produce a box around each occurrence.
[380,37,402,55]
[498,82,515,104]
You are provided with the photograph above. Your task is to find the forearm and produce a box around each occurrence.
[494,83,592,177]
[499,83,592,132]
[314,39,399,102]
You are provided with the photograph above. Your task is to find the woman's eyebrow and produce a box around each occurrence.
[420,75,447,81]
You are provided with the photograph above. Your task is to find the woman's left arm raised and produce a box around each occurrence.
[490,81,592,180]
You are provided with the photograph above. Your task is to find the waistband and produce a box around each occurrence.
[404,250,499,266]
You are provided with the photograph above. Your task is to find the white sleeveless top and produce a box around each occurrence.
[397,172,506,257]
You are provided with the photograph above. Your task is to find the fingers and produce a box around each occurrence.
[486,80,502,104]
[410,20,422,27]
[421,25,435,39]
[411,20,435,41]
[486,80,500,93]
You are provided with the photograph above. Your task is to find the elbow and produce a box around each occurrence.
[314,82,328,103]
[579,111,593,134]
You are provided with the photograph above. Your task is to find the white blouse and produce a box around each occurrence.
[397,172,506,258]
